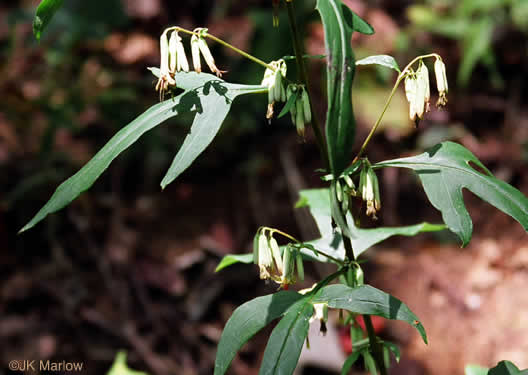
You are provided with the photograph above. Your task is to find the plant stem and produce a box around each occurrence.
[285,1,329,169]
[171,27,276,71]
[364,315,388,375]
[340,209,387,374]
[262,227,344,265]
[353,53,441,162]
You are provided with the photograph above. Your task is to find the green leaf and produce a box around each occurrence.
[20,97,182,233]
[33,0,64,41]
[341,351,361,375]
[21,72,265,232]
[278,89,299,118]
[259,297,314,375]
[316,0,358,177]
[458,18,494,86]
[356,55,401,72]
[489,361,528,375]
[315,284,427,343]
[375,142,528,246]
[159,77,266,189]
[383,341,401,363]
[107,351,149,375]
[215,253,253,272]
[298,188,445,260]
[341,4,375,35]
[465,364,490,375]
[214,291,304,375]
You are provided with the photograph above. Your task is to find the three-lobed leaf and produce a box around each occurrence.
[214,291,304,375]
[33,0,64,41]
[375,141,528,246]
[21,72,265,232]
[299,188,445,260]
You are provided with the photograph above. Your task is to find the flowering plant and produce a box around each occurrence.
[27,0,528,374]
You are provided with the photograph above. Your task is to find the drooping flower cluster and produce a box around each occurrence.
[404,56,448,126]
[253,228,304,288]
[287,84,312,138]
[154,27,225,100]
[261,59,287,120]
[359,162,381,219]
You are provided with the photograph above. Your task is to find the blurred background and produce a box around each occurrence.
[1,0,528,374]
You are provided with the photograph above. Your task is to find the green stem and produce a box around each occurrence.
[285,1,329,169]
[364,315,388,375]
[261,227,344,265]
[171,27,276,71]
[353,53,441,162]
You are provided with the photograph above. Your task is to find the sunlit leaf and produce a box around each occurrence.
[465,364,489,375]
[375,142,528,246]
[33,0,64,41]
[356,55,400,72]
[298,188,445,260]
[215,254,253,272]
[316,0,358,177]
[21,72,265,232]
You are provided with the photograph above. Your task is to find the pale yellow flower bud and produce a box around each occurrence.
[417,61,430,114]
[404,74,418,121]
[191,34,201,73]
[155,30,176,100]
[434,58,448,107]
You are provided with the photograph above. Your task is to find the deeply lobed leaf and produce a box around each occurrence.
[375,141,528,246]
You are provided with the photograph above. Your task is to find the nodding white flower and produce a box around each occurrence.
[309,303,329,335]
[404,73,418,122]
[280,246,296,287]
[417,61,430,114]
[360,165,381,219]
[191,28,226,77]
[262,59,287,120]
[155,30,176,100]
[168,31,189,73]
[191,34,202,73]
[434,57,448,107]
[257,232,275,280]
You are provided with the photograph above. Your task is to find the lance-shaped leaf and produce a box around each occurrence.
[356,54,401,73]
[21,72,265,232]
[316,0,373,177]
[33,0,64,41]
[259,297,314,375]
[375,142,528,246]
[214,291,304,375]
[314,284,427,343]
[215,253,253,272]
